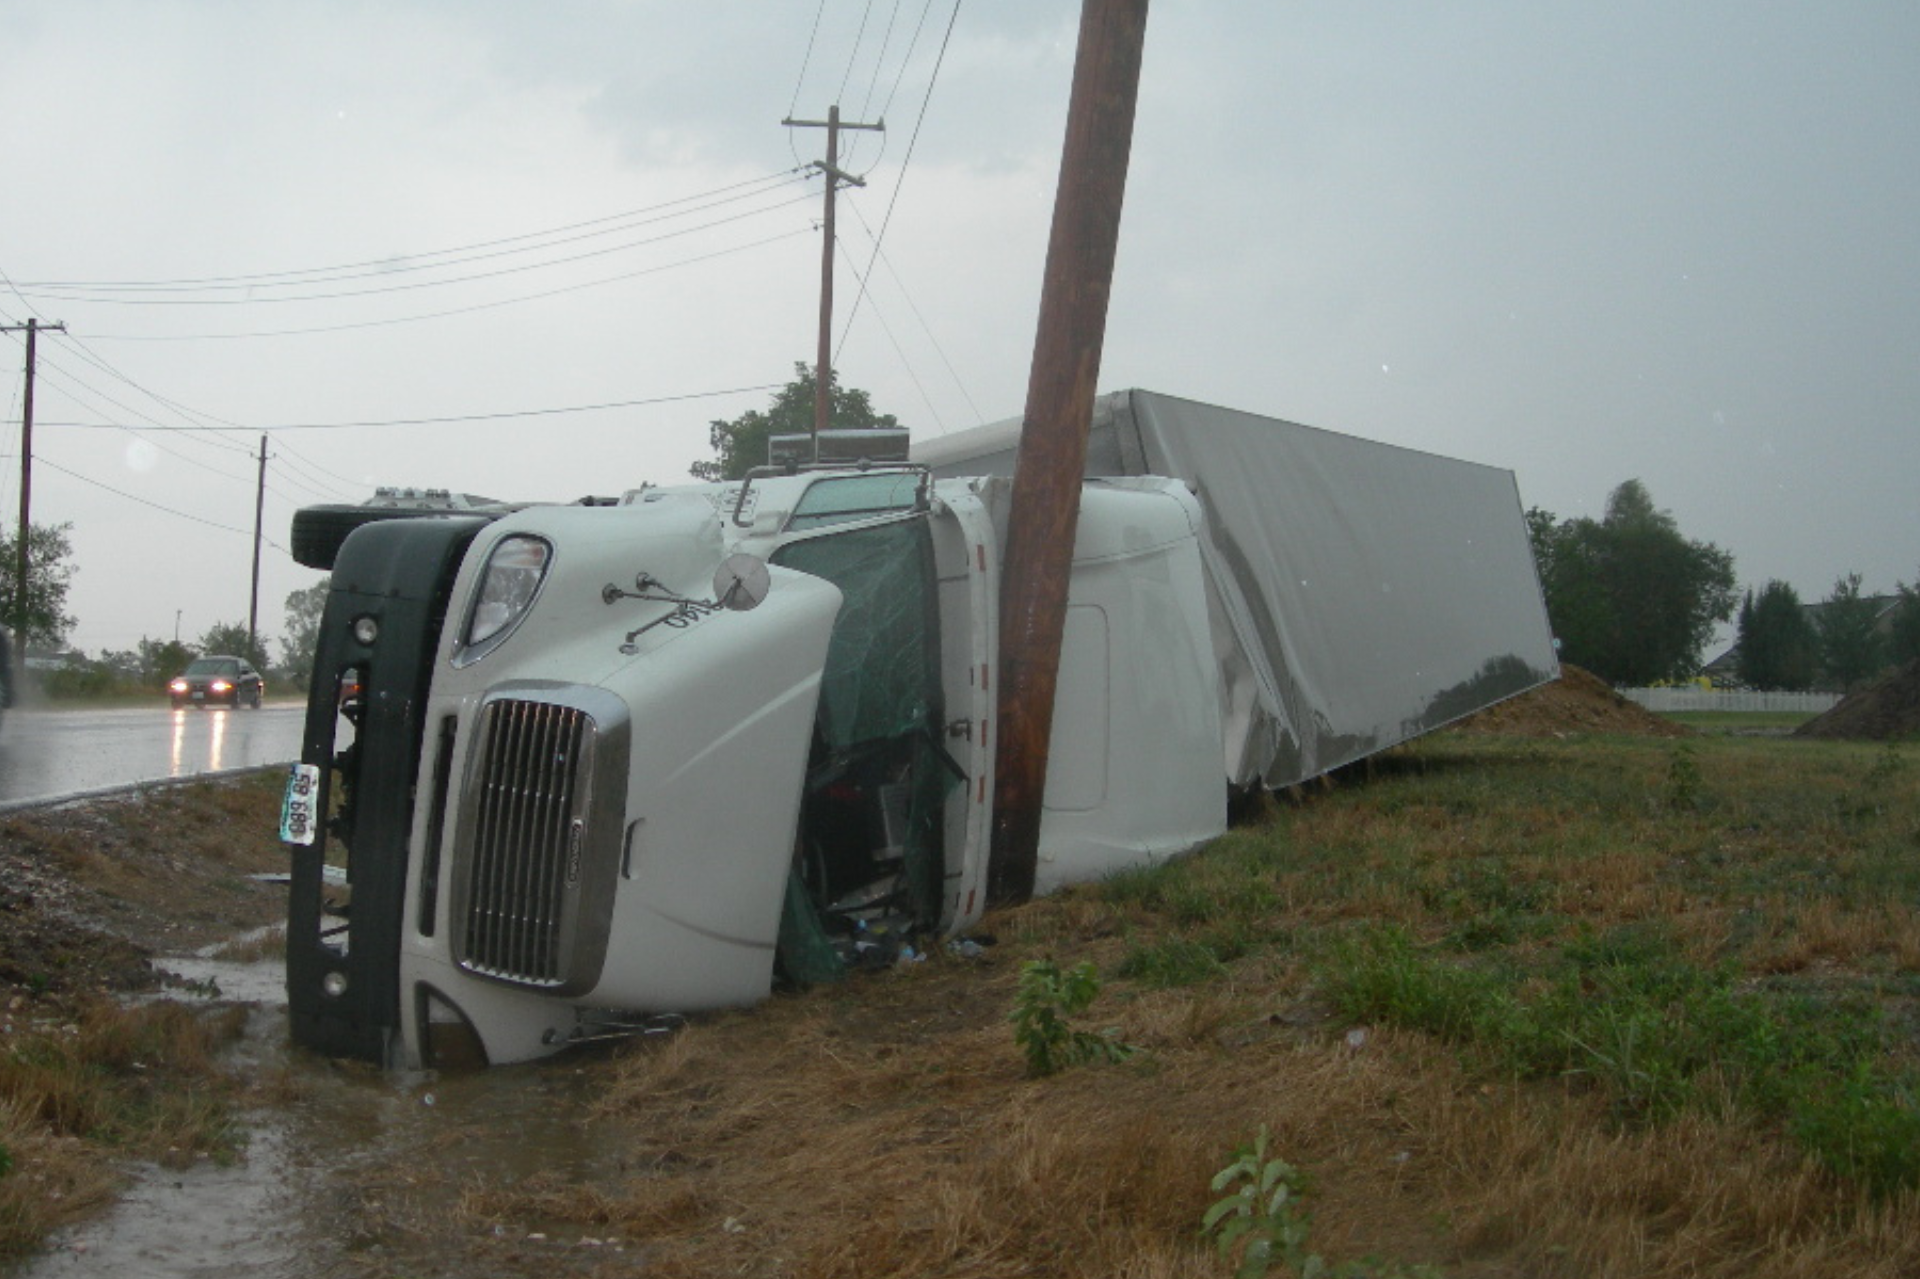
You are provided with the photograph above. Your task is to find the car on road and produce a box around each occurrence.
[169,656,264,709]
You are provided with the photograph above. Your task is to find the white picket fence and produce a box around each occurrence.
[1617,687,1840,714]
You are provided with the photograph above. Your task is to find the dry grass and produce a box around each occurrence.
[339,731,1920,1279]
[8,736,1920,1277]
[0,776,284,1263]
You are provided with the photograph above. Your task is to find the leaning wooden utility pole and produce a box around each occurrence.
[988,0,1149,906]
[248,434,269,656]
[2,317,67,642]
[783,105,884,455]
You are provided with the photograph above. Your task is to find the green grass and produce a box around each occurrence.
[1660,710,1817,732]
[1083,732,1920,1197]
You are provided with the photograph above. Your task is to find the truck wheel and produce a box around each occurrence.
[290,506,430,570]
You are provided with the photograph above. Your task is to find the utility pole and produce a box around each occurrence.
[782,105,883,455]
[988,0,1149,906]
[248,434,269,657]
[2,317,67,646]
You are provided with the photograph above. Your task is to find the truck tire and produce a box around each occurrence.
[289,505,446,570]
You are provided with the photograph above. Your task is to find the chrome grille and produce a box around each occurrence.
[457,698,594,986]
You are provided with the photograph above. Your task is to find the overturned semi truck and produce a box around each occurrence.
[281,389,1558,1069]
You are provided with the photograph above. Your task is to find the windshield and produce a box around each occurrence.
[784,472,923,533]
[186,658,241,675]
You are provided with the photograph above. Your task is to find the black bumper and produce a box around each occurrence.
[284,516,487,1063]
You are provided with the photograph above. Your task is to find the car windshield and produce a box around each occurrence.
[186,658,241,676]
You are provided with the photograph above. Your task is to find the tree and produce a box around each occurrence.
[138,636,196,687]
[1814,572,1885,691]
[1736,580,1817,690]
[197,620,270,671]
[0,522,79,650]
[1892,570,1920,666]
[692,362,902,482]
[1528,480,1736,686]
[280,577,330,689]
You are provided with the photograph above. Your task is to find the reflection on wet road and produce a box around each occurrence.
[0,704,304,804]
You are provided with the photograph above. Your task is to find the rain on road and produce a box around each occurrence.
[0,703,304,805]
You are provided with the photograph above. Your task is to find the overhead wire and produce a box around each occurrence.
[842,199,983,425]
[832,233,944,433]
[37,456,290,554]
[269,443,362,500]
[43,381,786,434]
[1,301,326,575]
[81,227,812,341]
[846,0,939,175]
[836,0,963,357]
[836,0,878,109]
[28,359,256,485]
[49,339,255,454]
[17,169,807,294]
[854,0,906,127]
[788,0,832,165]
[20,189,819,308]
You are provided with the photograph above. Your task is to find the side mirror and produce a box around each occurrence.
[712,554,771,612]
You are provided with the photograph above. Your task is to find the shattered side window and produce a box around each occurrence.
[783,472,923,533]
[773,512,957,965]
[771,517,935,748]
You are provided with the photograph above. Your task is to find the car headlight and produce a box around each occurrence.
[456,534,551,664]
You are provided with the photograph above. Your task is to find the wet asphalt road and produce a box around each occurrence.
[0,702,304,805]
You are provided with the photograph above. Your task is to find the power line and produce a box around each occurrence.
[80,228,812,341]
[16,170,807,293]
[842,199,983,424]
[831,233,944,433]
[837,0,880,107]
[19,191,818,308]
[44,381,785,434]
[36,456,288,553]
[837,0,963,356]
[854,1,907,128]
[270,440,363,496]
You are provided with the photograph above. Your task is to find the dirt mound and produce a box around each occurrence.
[1795,660,1920,741]
[1451,664,1691,738]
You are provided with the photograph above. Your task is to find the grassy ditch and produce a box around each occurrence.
[3,735,1918,1277]
[0,777,287,1261]
[319,730,1920,1279]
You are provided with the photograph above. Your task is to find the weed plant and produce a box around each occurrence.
[1009,958,1137,1076]
[1204,1126,1443,1278]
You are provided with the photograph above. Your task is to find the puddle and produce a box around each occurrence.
[152,957,289,1006]
[25,1125,305,1278]
[25,946,640,1278]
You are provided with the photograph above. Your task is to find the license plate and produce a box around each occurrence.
[191,691,205,700]
[280,763,321,845]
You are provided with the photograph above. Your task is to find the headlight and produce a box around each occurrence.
[456,534,551,663]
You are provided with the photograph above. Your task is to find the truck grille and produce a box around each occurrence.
[452,690,628,993]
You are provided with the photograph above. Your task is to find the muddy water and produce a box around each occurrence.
[25,952,638,1278]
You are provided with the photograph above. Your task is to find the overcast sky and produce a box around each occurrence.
[1,1,1915,659]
